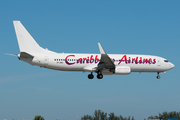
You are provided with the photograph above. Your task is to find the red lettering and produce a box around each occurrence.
[111,58,115,63]
[65,55,75,65]
[143,58,149,64]
[132,58,135,64]
[95,55,99,63]
[128,57,131,63]
[152,59,156,64]
[118,55,156,65]
[90,55,94,63]
[135,57,138,64]
[77,58,83,64]
[118,55,127,64]
[149,58,152,64]
[139,57,142,64]
[87,56,89,63]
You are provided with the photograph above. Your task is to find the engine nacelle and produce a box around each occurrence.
[114,66,131,75]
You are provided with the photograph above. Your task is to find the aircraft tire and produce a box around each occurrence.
[88,74,94,79]
[156,76,160,79]
[97,74,103,79]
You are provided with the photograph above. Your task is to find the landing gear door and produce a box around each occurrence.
[44,56,49,66]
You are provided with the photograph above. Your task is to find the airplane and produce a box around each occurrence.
[11,21,174,79]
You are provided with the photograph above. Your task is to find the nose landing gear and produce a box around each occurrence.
[157,72,160,79]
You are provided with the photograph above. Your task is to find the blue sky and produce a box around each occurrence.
[0,0,180,120]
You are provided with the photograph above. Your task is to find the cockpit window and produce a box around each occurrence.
[164,60,168,62]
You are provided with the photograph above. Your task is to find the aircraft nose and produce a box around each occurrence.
[169,63,175,69]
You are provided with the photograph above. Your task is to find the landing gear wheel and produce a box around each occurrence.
[157,75,160,79]
[156,72,160,79]
[97,74,103,79]
[88,74,94,79]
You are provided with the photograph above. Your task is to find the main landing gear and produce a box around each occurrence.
[88,72,103,79]
[97,73,103,79]
[157,72,160,79]
[88,73,94,79]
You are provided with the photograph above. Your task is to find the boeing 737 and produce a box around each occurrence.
[11,21,174,79]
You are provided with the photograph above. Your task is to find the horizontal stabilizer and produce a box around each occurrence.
[20,52,34,58]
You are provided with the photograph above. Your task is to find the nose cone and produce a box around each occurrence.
[169,63,175,69]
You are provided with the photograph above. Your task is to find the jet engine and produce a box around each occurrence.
[114,66,131,75]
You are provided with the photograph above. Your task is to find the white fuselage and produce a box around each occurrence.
[20,51,174,74]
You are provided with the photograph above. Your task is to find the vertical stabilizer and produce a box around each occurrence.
[13,21,44,55]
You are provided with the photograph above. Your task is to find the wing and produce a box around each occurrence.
[97,43,115,71]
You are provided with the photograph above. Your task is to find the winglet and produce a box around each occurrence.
[98,43,106,54]
[97,43,115,70]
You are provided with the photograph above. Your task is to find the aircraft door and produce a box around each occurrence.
[157,59,161,66]
[44,56,49,66]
